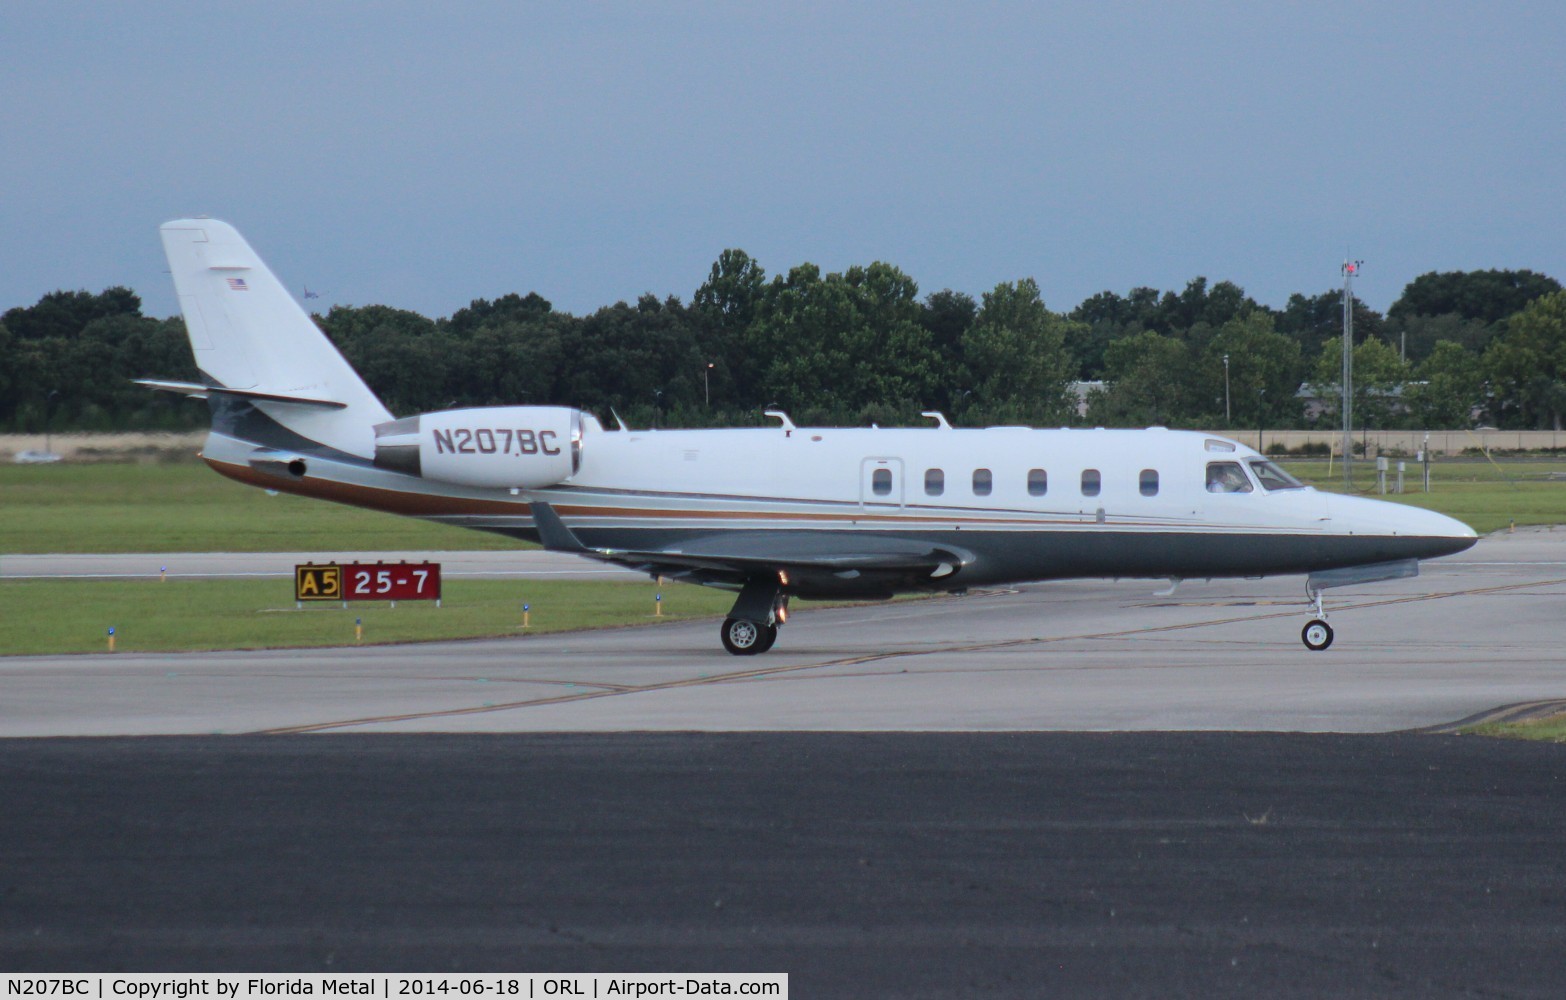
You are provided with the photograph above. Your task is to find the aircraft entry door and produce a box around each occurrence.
[859,457,905,510]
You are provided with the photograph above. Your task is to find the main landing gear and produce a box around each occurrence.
[720,577,789,656]
[721,616,777,655]
[1301,584,1334,651]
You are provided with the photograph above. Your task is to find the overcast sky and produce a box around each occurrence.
[2,1,1561,321]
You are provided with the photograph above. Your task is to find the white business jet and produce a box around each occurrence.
[140,220,1476,654]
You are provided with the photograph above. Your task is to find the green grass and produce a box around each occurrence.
[1462,714,1566,743]
[0,461,525,554]
[1279,457,1566,535]
[0,578,737,655]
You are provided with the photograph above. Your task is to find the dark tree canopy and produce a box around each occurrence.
[1388,269,1562,325]
[1277,290,1386,362]
[5,260,1562,434]
[694,249,766,328]
[919,289,977,355]
[446,292,553,338]
[2,287,142,341]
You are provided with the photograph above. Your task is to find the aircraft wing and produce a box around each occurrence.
[530,501,971,588]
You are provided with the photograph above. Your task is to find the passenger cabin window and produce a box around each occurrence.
[1205,462,1253,494]
[1248,459,1305,491]
[972,468,993,496]
[924,468,945,496]
[1027,468,1047,496]
[872,468,893,496]
[1139,469,1159,496]
[1081,469,1101,497]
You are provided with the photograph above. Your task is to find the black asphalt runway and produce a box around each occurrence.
[4,733,1566,997]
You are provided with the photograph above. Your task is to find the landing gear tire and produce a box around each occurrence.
[721,617,777,656]
[1302,619,1334,651]
[753,625,778,654]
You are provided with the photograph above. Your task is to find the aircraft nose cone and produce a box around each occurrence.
[1410,506,1478,557]
[1327,494,1477,558]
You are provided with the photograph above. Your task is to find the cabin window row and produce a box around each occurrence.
[920,468,1161,498]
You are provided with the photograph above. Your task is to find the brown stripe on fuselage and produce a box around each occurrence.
[552,503,1084,526]
[205,458,525,517]
[207,457,1180,529]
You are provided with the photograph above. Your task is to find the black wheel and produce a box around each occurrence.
[721,617,775,655]
[754,624,778,653]
[1302,619,1334,651]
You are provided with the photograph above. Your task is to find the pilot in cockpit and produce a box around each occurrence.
[1206,462,1252,493]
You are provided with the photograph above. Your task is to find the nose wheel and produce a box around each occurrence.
[1302,619,1334,651]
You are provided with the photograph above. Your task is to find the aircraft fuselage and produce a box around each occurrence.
[199,418,1474,598]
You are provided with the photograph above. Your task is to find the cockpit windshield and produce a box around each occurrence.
[1248,459,1304,491]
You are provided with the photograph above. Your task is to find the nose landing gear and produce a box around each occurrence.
[1302,618,1334,651]
[1301,584,1333,651]
[1297,558,1420,652]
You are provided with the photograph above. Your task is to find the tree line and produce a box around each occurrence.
[3,257,1563,434]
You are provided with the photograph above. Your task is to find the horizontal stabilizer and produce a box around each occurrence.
[134,379,347,409]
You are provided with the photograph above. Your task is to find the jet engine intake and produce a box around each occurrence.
[373,406,584,488]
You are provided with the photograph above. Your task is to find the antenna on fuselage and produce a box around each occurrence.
[921,411,952,429]
[764,409,796,436]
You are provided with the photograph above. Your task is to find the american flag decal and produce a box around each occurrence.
[226,277,249,291]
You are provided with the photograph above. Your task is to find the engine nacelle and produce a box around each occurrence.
[373,406,584,488]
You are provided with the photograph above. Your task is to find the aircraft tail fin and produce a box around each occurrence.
[158,219,392,457]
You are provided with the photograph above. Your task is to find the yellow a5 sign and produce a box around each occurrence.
[295,563,342,601]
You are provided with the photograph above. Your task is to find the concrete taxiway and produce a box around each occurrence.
[3,529,1563,736]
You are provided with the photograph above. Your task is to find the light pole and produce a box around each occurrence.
[1342,259,1362,490]
[1222,355,1231,426]
[704,363,714,407]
